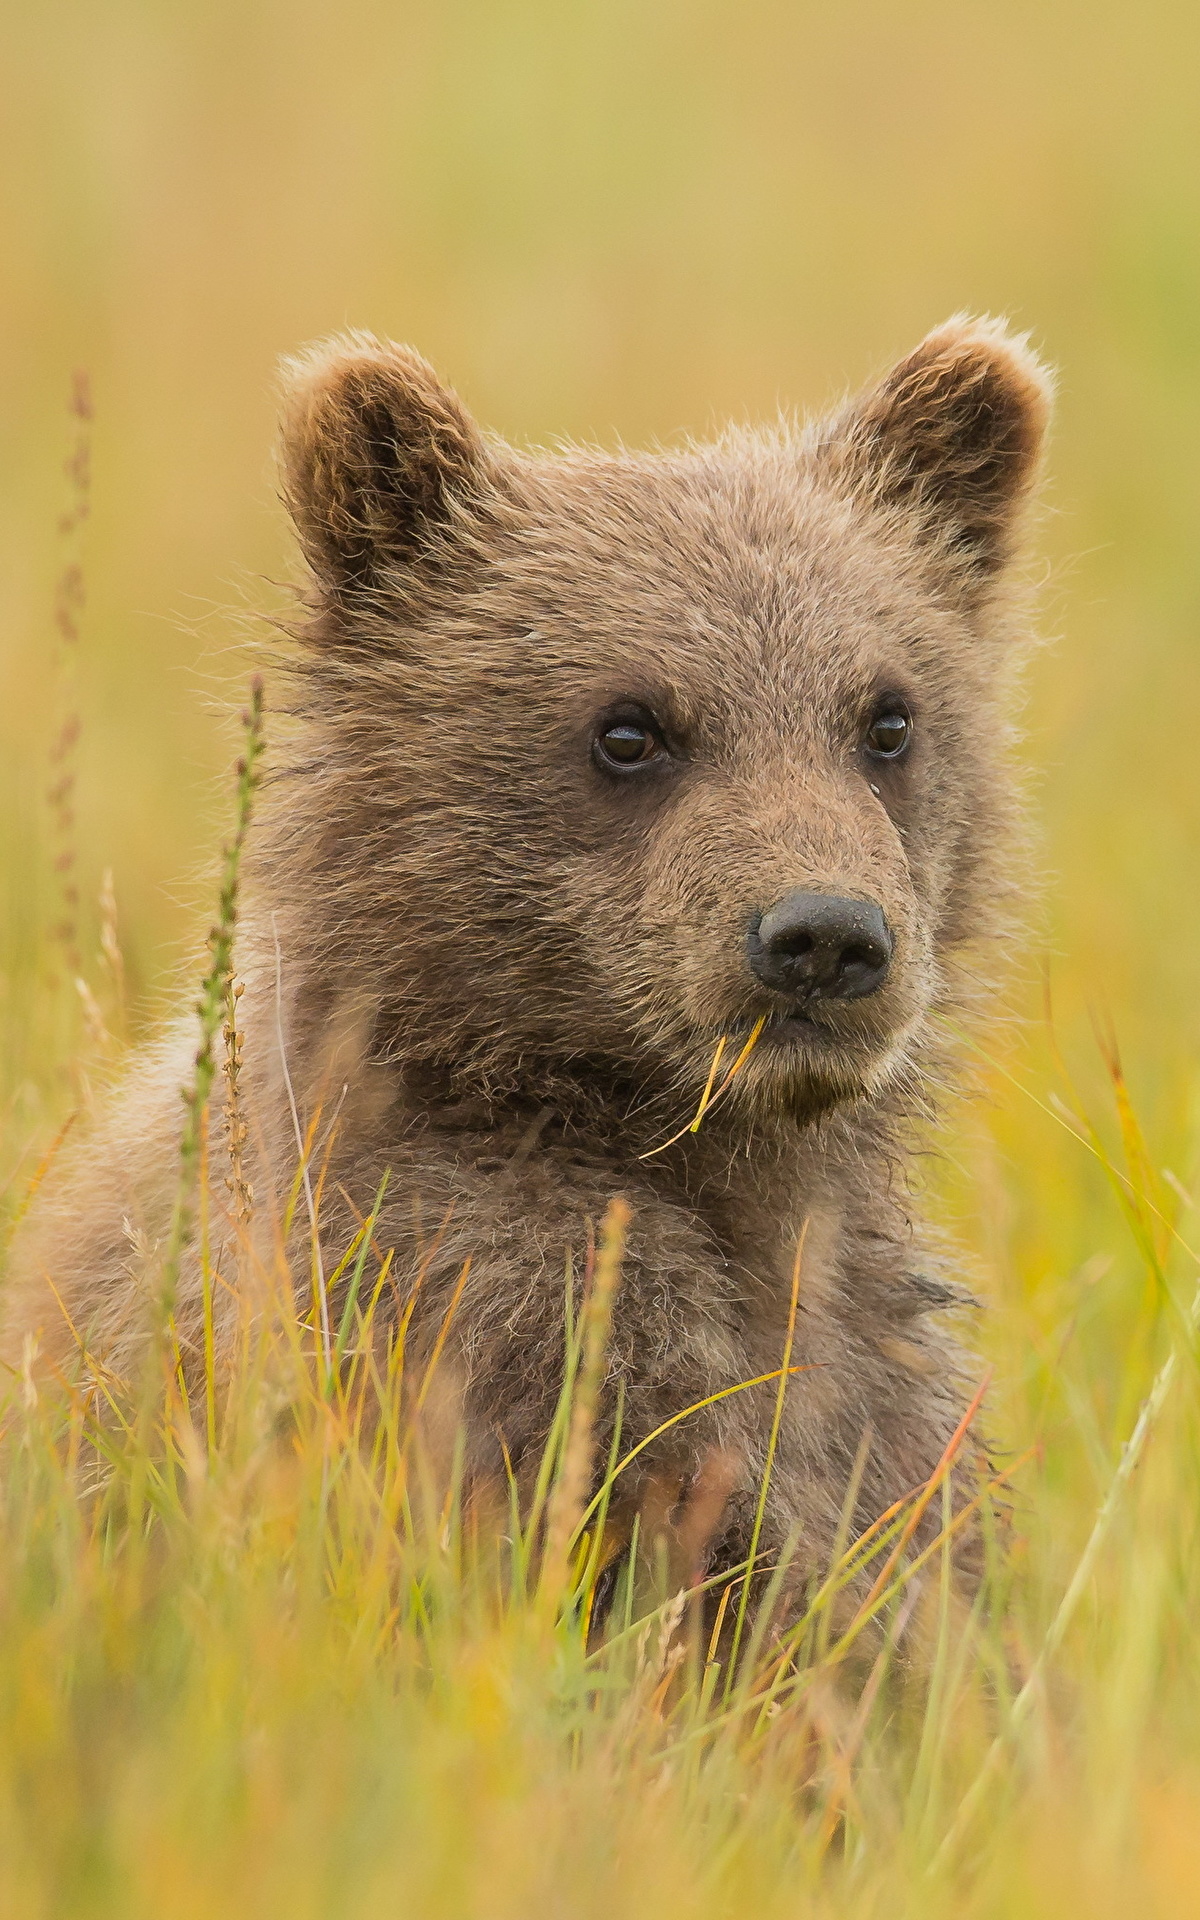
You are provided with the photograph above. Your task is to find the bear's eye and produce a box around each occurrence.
[864,704,912,759]
[594,712,666,772]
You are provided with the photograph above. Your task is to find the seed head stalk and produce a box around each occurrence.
[47,370,93,985]
[161,678,266,1314]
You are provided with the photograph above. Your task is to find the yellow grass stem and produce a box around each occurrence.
[199,1105,217,1455]
[573,1360,814,1542]
[639,1015,768,1159]
[724,1218,808,1692]
[691,1033,728,1125]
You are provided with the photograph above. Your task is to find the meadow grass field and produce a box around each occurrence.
[5,2,1200,1913]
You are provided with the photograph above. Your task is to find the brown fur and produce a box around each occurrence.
[4,317,1052,1600]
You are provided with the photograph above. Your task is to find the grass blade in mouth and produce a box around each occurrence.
[639,1015,767,1160]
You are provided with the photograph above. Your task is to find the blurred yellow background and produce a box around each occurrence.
[3,0,1199,1233]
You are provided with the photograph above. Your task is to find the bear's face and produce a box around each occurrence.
[279,321,1049,1122]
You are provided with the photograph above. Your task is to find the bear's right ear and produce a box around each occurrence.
[278,333,489,601]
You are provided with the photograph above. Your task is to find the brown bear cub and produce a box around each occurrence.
[6,317,1051,1606]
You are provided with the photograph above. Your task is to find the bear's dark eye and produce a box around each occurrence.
[594,712,666,772]
[864,704,912,759]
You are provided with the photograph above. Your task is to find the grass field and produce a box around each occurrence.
[4,3,1200,1912]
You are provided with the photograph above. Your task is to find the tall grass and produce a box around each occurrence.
[2,709,1200,1917]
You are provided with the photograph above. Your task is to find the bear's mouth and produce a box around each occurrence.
[731,1007,834,1048]
[762,1014,828,1045]
[726,1003,897,1064]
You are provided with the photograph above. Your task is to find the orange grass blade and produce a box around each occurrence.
[657,1450,1035,1761]
[849,1368,992,1628]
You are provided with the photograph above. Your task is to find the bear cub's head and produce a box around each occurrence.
[277,319,1051,1125]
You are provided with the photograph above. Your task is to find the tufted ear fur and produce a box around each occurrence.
[828,315,1053,581]
[278,332,489,601]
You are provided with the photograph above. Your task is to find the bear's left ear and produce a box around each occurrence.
[278,332,490,603]
[826,315,1053,583]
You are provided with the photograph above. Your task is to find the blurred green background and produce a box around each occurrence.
[3,0,1200,1276]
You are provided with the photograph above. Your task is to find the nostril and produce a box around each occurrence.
[779,932,814,960]
[839,941,876,973]
[835,940,890,996]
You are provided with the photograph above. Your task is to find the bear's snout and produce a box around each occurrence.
[746,892,893,1003]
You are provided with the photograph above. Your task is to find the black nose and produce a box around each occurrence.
[747,892,893,1002]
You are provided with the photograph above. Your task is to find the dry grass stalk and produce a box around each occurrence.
[97,867,127,1044]
[73,974,113,1055]
[542,1195,630,1599]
